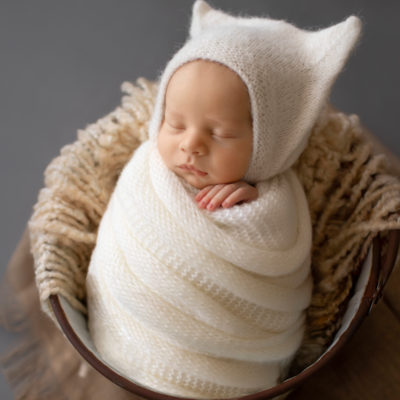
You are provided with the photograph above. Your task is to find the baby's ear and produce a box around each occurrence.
[190,0,236,37]
[306,16,362,91]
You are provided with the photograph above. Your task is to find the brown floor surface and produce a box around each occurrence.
[287,262,400,399]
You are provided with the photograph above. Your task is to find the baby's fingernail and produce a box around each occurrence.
[222,201,228,208]
[198,200,207,209]
[207,203,214,211]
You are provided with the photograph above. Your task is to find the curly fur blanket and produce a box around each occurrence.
[28,78,400,380]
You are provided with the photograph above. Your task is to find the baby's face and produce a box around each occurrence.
[157,60,253,189]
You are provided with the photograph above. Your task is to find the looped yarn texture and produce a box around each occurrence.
[86,139,313,398]
[149,0,362,182]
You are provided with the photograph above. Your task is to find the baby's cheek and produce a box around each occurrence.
[220,149,250,181]
[157,133,174,168]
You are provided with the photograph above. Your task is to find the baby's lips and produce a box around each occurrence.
[179,163,208,176]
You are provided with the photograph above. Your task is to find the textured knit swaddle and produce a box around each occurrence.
[86,1,362,398]
[87,140,312,398]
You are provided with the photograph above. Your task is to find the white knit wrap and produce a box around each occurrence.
[87,141,313,398]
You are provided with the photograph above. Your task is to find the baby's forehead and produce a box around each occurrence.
[164,59,252,124]
[167,59,247,90]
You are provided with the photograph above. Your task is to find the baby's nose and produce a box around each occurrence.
[180,131,206,155]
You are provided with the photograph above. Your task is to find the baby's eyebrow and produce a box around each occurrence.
[205,116,229,125]
[205,115,248,127]
[164,109,183,118]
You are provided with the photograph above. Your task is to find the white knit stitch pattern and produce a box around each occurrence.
[148,1,362,182]
[86,140,312,398]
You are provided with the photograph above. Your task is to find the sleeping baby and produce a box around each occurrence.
[86,1,361,398]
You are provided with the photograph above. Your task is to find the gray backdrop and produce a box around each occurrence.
[1,1,399,398]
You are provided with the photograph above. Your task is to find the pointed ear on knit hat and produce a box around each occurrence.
[305,15,362,96]
[268,16,363,176]
[190,0,236,37]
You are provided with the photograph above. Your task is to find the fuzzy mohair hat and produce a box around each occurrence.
[149,0,362,182]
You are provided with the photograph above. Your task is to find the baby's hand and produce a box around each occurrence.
[195,181,258,211]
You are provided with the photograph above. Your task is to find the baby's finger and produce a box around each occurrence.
[195,186,214,202]
[222,186,254,208]
[197,184,225,209]
[206,184,240,211]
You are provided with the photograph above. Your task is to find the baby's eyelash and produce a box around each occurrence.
[167,122,185,130]
[212,132,235,139]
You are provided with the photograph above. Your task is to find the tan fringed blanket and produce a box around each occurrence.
[1,78,400,399]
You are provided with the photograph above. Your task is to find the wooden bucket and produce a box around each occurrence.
[49,230,400,400]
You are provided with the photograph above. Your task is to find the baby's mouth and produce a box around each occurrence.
[178,164,208,176]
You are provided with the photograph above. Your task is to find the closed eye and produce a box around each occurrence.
[167,121,185,131]
[211,131,237,139]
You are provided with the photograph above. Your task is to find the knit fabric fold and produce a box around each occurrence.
[86,140,313,398]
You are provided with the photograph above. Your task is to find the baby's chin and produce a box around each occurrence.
[172,168,210,189]
[173,165,248,189]
[179,173,210,190]
[178,173,246,191]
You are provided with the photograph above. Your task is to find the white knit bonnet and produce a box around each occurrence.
[149,0,362,182]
